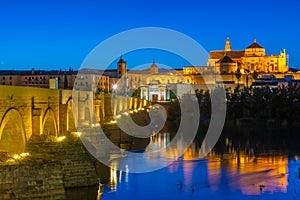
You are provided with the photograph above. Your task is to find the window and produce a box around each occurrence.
[9,77,12,80]
[2,77,5,80]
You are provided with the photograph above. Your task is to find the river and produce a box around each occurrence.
[70,133,300,200]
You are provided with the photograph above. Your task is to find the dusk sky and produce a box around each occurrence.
[0,0,300,70]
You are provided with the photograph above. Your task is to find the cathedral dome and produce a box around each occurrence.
[246,38,264,49]
[150,62,158,69]
[149,60,158,74]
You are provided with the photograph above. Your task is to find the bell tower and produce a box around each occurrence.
[117,56,127,78]
[225,37,232,52]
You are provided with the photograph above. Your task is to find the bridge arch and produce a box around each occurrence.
[0,108,26,153]
[42,108,58,141]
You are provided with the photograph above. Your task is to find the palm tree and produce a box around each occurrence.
[235,68,242,90]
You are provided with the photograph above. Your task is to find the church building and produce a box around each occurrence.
[207,38,288,74]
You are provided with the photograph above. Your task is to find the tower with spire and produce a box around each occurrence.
[117,56,127,78]
[225,37,232,52]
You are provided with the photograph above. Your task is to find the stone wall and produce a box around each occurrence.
[0,135,98,199]
[26,136,98,188]
[0,162,66,199]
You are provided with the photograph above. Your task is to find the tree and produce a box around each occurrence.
[252,70,258,80]
[63,74,68,89]
[235,68,242,89]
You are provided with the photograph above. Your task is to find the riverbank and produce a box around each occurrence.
[0,109,152,199]
[0,134,98,199]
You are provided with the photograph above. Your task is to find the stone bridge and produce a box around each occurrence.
[0,86,150,154]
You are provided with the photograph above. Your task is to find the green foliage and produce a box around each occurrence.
[131,88,141,97]
[226,85,300,126]
[165,85,300,149]
[170,90,177,100]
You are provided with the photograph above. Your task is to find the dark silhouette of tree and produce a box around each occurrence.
[63,74,68,89]
[235,68,242,88]
[252,71,258,80]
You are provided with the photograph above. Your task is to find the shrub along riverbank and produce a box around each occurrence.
[165,85,300,154]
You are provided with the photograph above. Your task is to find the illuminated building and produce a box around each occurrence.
[0,68,110,92]
[208,38,289,74]
[140,80,170,102]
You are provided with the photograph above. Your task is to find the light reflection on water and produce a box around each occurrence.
[86,133,300,200]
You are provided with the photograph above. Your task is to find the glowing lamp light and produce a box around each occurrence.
[115,114,122,119]
[20,152,29,157]
[112,84,118,90]
[76,132,82,137]
[110,120,117,124]
[57,136,66,142]
[122,112,129,116]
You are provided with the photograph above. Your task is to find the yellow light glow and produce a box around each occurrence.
[115,115,122,119]
[57,136,66,142]
[129,110,134,114]
[110,120,117,124]
[20,152,29,157]
[13,154,20,160]
[76,132,82,137]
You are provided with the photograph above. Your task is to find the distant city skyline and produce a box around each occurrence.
[0,0,300,70]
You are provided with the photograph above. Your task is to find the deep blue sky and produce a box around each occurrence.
[0,0,300,70]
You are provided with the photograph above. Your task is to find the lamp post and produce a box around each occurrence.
[112,84,118,91]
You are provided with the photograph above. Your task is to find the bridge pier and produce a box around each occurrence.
[32,108,42,137]
[59,104,68,135]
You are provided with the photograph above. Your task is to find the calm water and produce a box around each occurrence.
[97,155,300,200]
[71,133,300,200]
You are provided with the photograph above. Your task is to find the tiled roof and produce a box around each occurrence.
[117,57,126,64]
[220,56,235,63]
[246,42,264,49]
[209,50,245,59]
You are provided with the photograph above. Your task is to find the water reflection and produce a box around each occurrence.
[207,153,288,195]
[96,133,300,200]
